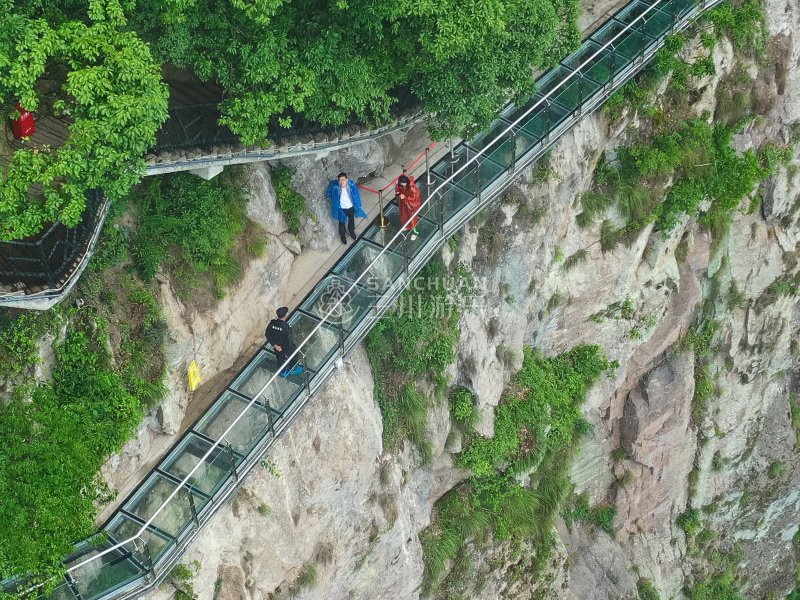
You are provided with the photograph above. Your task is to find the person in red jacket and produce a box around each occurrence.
[395,173,421,240]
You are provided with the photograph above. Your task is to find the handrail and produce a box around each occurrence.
[63,0,671,576]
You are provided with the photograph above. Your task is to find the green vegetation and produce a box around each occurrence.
[767,460,787,480]
[287,562,317,597]
[680,319,721,424]
[449,387,478,430]
[637,577,661,600]
[583,119,783,247]
[790,394,800,449]
[420,345,611,595]
[686,568,743,600]
[131,0,579,143]
[166,561,200,600]
[0,0,168,240]
[130,170,263,300]
[562,249,588,272]
[563,493,618,534]
[367,259,476,463]
[271,165,309,235]
[677,508,702,538]
[0,310,164,583]
[611,447,629,462]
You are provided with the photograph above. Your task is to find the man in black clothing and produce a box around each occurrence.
[265,306,304,377]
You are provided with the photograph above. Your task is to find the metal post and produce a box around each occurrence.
[185,488,200,528]
[226,443,239,481]
[133,538,156,582]
[610,47,617,89]
[425,147,431,188]
[510,131,517,173]
[448,139,458,165]
[377,189,388,228]
[65,571,85,600]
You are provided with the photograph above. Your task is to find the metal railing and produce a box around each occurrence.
[7,0,724,597]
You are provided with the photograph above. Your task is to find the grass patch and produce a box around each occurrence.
[677,508,702,538]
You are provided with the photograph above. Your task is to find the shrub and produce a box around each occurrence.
[637,577,661,600]
[130,171,249,298]
[449,388,478,429]
[271,165,309,235]
[677,508,702,537]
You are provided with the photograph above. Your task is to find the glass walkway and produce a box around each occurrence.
[8,0,723,597]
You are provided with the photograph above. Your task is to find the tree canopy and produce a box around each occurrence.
[0,0,168,240]
[0,0,577,238]
[132,0,579,143]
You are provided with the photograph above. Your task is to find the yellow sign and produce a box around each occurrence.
[187,360,201,391]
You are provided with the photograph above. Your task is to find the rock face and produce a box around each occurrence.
[135,0,800,598]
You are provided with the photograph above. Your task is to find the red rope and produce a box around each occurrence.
[357,142,438,195]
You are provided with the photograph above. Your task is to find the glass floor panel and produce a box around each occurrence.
[412,179,446,225]
[333,240,405,294]
[122,473,203,539]
[423,174,475,222]
[640,7,675,37]
[616,1,675,38]
[105,513,173,564]
[660,0,697,17]
[229,351,303,414]
[194,390,272,456]
[519,101,572,140]
[65,542,142,600]
[552,74,604,110]
[286,311,340,372]
[430,144,506,195]
[160,432,232,498]
[614,0,655,22]
[470,117,517,153]
[590,20,655,61]
[363,204,438,258]
[300,274,376,334]
[562,41,623,85]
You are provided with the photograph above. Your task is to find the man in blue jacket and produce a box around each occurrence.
[327,172,368,245]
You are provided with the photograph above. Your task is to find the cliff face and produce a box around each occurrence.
[138,0,800,598]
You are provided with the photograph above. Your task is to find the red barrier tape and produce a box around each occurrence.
[357,142,438,195]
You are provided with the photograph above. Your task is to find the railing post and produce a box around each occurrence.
[377,189,388,228]
[226,443,239,482]
[185,488,200,528]
[425,147,431,188]
[610,47,617,89]
[510,131,517,173]
[133,538,156,582]
[65,571,85,600]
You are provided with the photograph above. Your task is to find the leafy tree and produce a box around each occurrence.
[0,0,168,240]
[132,0,578,143]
